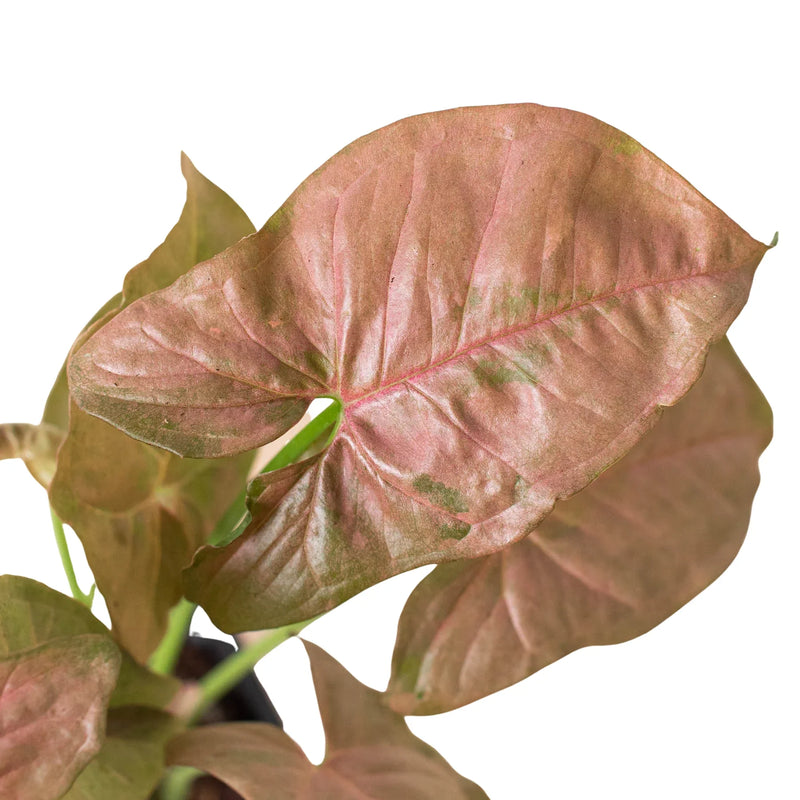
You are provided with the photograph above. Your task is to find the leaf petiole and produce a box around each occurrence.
[184,616,317,725]
[148,597,197,675]
[148,402,342,674]
[50,508,95,608]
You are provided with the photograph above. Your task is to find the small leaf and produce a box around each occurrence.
[0,635,120,800]
[166,642,487,799]
[0,421,63,487]
[61,707,179,800]
[386,339,772,713]
[47,155,256,662]
[0,576,178,710]
[69,105,771,631]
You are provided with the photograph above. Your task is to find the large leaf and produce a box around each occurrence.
[61,707,179,800]
[386,338,772,714]
[68,104,770,631]
[48,155,256,661]
[166,641,487,799]
[0,576,178,710]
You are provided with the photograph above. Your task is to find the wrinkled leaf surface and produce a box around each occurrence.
[386,339,772,713]
[69,105,770,630]
[166,641,487,799]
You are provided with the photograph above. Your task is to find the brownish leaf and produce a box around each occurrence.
[49,155,256,661]
[386,339,772,713]
[166,641,487,799]
[69,105,770,631]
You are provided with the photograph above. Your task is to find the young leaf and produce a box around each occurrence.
[166,641,487,799]
[386,339,772,714]
[47,155,256,662]
[0,635,120,800]
[0,576,178,710]
[61,707,179,800]
[68,104,770,631]
[0,421,63,488]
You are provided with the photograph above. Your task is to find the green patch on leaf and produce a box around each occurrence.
[473,359,530,389]
[609,133,642,155]
[412,474,469,514]
[438,521,471,540]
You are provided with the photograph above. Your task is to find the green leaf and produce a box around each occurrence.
[122,152,255,303]
[165,642,487,799]
[62,707,179,800]
[69,105,771,632]
[386,339,772,713]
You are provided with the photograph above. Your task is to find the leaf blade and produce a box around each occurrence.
[386,338,772,713]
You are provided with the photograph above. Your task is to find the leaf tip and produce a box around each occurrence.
[768,230,779,248]
[179,151,197,179]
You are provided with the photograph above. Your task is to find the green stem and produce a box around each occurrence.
[186,616,316,725]
[148,402,342,676]
[50,508,95,607]
[148,597,197,675]
[262,398,342,473]
[208,398,343,550]
[158,767,202,800]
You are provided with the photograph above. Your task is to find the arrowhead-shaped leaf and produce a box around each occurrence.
[48,155,256,661]
[61,707,179,800]
[386,339,772,714]
[166,641,487,799]
[68,104,770,631]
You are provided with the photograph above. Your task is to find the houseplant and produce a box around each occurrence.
[0,103,773,799]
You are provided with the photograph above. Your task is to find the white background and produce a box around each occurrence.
[1,2,797,798]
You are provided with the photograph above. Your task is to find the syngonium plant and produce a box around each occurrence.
[0,104,774,799]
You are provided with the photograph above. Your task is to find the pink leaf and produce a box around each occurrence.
[69,105,770,630]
